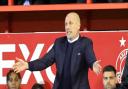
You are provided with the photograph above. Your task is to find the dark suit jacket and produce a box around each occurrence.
[28,36,96,89]
[49,0,85,4]
[0,0,8,5]
[94,0,127,3]
[14,0,85,4]
[122,54,128,84]
[116,83,128,89]
[14,0,49,5]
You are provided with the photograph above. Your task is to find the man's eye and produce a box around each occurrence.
[104,77,108,80]
[9,79,13,82]
[69,22,73,25]
[15,79,19,81]
[110,77,115,79]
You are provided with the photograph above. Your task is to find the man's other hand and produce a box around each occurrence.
[13,57,28,73]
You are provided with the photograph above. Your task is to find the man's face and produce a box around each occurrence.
[65,13,80,40]
[103,71,117,89]
[7,72,21,89]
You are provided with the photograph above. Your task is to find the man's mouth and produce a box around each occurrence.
[10,87,16,89]
[67,31,72,34]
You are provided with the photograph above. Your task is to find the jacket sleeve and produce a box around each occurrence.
[28,44,55,71]
[84,38,96,70]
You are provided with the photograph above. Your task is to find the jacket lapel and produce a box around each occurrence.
[71,37,82,74]
[59,38,68,75]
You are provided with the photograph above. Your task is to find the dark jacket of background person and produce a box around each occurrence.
[115,83,128,89]
[14,0,49,5]
[94,0,127,3]
[49,0,85,4]
[0,0,8,5]
[32,83,44,89]
[121,54,128,89]
[14,0,85,5]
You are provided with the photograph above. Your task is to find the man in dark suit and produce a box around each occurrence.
[13,12,101,89]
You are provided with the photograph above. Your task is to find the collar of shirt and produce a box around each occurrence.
[67,35,79,43]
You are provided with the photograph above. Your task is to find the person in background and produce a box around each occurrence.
[14,0,85,5]
[7,70,21,89]
[14,0,49,5]
[49,0,85,4]
[103,65,118,89]
[32,83,44,89]
[103,65,127,89]
[0,0,8,5]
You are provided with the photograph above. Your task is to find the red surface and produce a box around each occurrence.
[0,31,127,89]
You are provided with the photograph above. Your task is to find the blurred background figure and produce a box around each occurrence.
[49,0,85,4]
[14,0,49,5]
[32,83,44,89]
[7,70,21,89]
[0,0,8,5]
[14,0,85,5]
[23,0,30,6]
[94,0,127,3]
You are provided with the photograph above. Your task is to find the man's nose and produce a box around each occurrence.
[107,79,110,83]
[11,80,16,85]
[66,23,70,28]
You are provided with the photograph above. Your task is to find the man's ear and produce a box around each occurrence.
[77,23,81,30]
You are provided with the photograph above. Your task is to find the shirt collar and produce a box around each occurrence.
[67,35,79,43]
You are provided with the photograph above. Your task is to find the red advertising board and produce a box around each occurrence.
[0,31,127,89]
